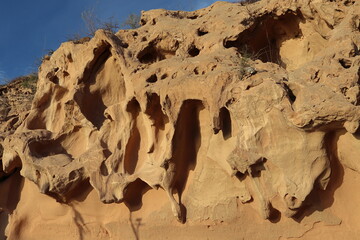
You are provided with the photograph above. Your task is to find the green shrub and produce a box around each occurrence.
[20,73,38,91]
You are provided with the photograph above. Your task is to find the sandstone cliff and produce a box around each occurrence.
[0,75,36,181]
[1,0,360,239]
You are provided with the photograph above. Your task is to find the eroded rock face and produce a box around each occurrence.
[1,0,360,239]
[0,76,37,180]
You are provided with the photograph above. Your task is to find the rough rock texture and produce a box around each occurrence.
[0,76,36,180]
[1,0,360,239]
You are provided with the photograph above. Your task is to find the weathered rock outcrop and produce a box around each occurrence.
[1,0,360,239]
[0,75,36,180]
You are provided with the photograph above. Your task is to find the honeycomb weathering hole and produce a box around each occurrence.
[146,74,158,83]
[75,46,112,129]
[124,99,141,175]
[137,45,160,64]
[219,107,232,140]
[171,100,204,196]
[224,11,305,69]
[197,28,208,36]
[137,45,176,64]
[188,46,200,57]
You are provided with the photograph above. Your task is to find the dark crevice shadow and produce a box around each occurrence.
[292,131,345,222]
[65,179,93,203]
[144,93,169,132]
[27,138,72,159]
[0,170,23,213]
[124,99,141,175]
[354,128,360,140]
[0,211,8,240]
[137,41,177,64]
[283,83,297,104]
[144,93,170,154]
[178,197,188,223]
[123,179,151,212]
[137,45,163,64]
[268,204,281,223]
[0,170,24,240]
[75,45,111,129]
[170,100,203,222]
[80,43,112,85]
[219,107,232,140]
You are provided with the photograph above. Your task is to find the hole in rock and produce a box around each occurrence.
[75,45,111,129]
[197,28,208,36]
[188,45,200,57]
[283,83,296,104]
[145,93,169,132]
[121,42,129,48]
[344,0,355,6]
[224,11,304,69]
[5,116,19,128]
[124,99,141,175]
[67,53,73,62]
[140,19,147,25]
[146,74,158,83]
[219,107,232,140]
[123,179,151,211]
[100,161,109,176]
[339,58,352,69]
[235,171,246,181]
[268,205,281,223]
[27,112,48,130]
[160,73,168,79]
[187,15,198,20]
[69,171,77,181]
[249,158,266,177]
[81,44,112,83]
[65,179,93,202]
[75,89,107,130]
[171,100,203,197]
[28,139,71,158]
[194,67,199,75]
[137,45,164,64]
[50,75,59,84]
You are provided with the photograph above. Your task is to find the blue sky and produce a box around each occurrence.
[0,0,220,84]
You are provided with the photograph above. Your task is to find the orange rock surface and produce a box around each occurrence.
[1,0,360,239]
